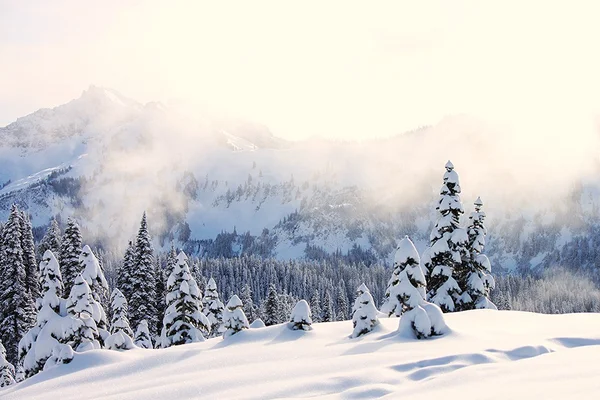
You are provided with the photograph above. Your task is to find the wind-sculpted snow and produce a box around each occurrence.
[2,311,600,399]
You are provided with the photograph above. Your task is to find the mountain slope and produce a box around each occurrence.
[1,88,600,273]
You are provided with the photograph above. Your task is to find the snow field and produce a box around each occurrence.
[3,310,600,399]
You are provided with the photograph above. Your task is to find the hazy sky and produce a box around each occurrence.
[1,1,599,140]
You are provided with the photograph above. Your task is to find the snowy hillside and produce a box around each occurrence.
[2,311,600,399]
[2,87,600,273]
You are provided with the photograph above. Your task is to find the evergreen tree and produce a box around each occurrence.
[130,213,158,336]
[351,284,379,338]
[0,204,36,365]
[309,290,322,323]
[335,282,349,321]
[106,289,135,351]
[223,295,249,338]
[66,275,102,351]
[18,250,83,378]
[0,340,15,387]
[20,210,40,302]
[59,218,82,296]
[117,241,136,307]
[422,161,466,312]
[263,284,281,326]
[134,320,153,349]
[203,277,225,337]
[463,197,497,310]
[322,290,335,322]
[382,236,427,316]
[288,300,312,331]
[38,218,62,261]
[79,246,109,345]
[240,284,257,323]
[161,252,210,347]
[154,257,167,335]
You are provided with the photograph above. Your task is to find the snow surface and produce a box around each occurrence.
[2,311,600,399]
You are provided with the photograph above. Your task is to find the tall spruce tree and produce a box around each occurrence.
[38,218,62,261]
[79,246,110,341]
[66,275,102,351]
[382,236,427,316]
[0,204,36,365]
[422,161,467,312]
[19,210,40,302]
[335,282,349,321]
[240,284,257,323]
[463,197,497,310]
[129,213,158,335]
[309,290,322,323]
[322,290,335,322]
[59,218,83,296]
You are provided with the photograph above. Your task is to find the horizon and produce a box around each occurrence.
[2,1,600,140]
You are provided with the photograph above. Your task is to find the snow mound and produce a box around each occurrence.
[2,311,600,399]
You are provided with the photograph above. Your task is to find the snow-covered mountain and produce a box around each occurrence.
[2,87,600,273]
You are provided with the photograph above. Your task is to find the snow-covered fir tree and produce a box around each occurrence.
[0,340,15,387]
[309,290,322,323]
[106,289,135,351]
[161,252,210,347]
[80,246,109,324]
[117,241,136,308]
[240,284,257,323]
[322,290,335,322]
[18,250,70,378]
[37,218,62,261]
[19,210,40,303]
[223,295,249,338]
[59,218,82,296]
[202,277,225,337]
[0,204,36,365]
[66,275,102,351]
[288,300,312,331]
[463,197,497,310]
[351,284,379,338]
[263,284,282,326]
[422,161,467,312]
[382,236,427,316]
[130,213,158,336]
[335,282,349,321]
[134,320,153,349]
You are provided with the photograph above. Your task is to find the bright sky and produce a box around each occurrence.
[1,1,599,140]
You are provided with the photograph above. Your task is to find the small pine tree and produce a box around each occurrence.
[66,275,102,351]
[0,204,36,365]
[223,295,249,338]
[322,290,335,322]
[0,340,16,387]
[240,284,257,323]
[309,290,322,323]
[463,197,497,310]
[38,218,62,261]
[161,252,210,347]
[80,245,109,331]
[382,236,427,316]
[202,277,225,337]
[263,284,281,326]
[133,320,153,349]
[335,283,349,321]
[59,218,83,296]
[351,284,379,338]
[129,213,158,336]
[106,289,136,349]
[288,300,312,331]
